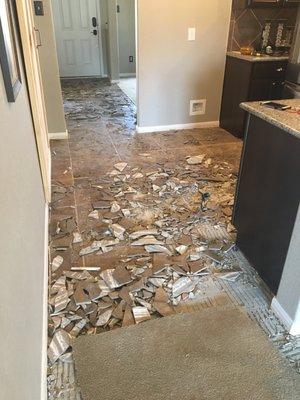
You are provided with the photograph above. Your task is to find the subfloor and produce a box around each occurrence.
[48,79,300,399]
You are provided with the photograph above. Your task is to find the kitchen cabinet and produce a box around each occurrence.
[233,111,300,294]
[284,0,300,5]
[220,55,288,138]
[247,0,300,7]
[247,0,283,8]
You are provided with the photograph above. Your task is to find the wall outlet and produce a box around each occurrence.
[188,27,196,41]
[190,99,206,116]
[129,56,134,63]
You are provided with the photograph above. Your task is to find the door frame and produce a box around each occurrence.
[96,0,105,77]
[16,0,51,202]
[135,0,139,127]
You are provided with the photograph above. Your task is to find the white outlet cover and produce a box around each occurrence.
[188,27,196,41]
[190,99,206,116]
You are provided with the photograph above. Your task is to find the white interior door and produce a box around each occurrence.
[52,0,102,77]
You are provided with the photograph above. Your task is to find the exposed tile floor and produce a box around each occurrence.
[48,79,300,399]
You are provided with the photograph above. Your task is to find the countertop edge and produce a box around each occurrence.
[227,51,289,63]
[240,102,300,139]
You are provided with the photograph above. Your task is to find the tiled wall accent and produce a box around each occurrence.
[228,0,298,52]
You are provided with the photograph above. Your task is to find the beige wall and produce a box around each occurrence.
[136,0,232,129]
[34,0,67,136]
[0,34,47,399]
[107,0,120,81]
[117,0,136,75]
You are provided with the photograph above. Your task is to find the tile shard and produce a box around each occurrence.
[129,229,159,240]
[172,277,196,298]
[73,232,83,244]
[131,236,164,247]
[74,282,92,306]
[52,255,63,272]
[93,201,111,210]
[132,306,151,324]
[145,245,172,256]
[79,241,101,256]
[96,308,113,326]
[153,287,174,317]
[113,265,133,286]
[88,210,99,220]
[48,330,70,364]
[122,305,135,327]
[186,154,205,165]
[100,269,120,289]
[110,223,126,240]
[176,245,188,255]
[111,202,121,213]
[53,287,70,313]
[112,300,126,320]
[202,250,223,264]
[114,162,128,172]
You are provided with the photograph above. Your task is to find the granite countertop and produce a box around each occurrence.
[227,51,289,63]
[240,99,300,139]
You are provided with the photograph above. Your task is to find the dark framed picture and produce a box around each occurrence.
[0,0,21,102]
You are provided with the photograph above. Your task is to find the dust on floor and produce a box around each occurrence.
[48,79,300,399]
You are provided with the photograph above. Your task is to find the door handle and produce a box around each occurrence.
[92,29,98,36]
[92,17,97,27]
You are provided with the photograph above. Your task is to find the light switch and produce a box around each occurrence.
[188,27,196,41]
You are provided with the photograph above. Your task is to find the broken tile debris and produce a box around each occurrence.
[48,80,300,400]
[48,122,246,366]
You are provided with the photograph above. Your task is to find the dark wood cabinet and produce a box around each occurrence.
[220,56,288,138]
[247,0,300,7]
[233,115,300,294]
[247,0,283,8]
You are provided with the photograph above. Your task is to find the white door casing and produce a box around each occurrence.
[16,0,52,202]
[52,0,103,77]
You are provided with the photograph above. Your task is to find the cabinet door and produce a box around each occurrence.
[233,116,300,294]
[283,0,300,6]
[249,79,284,101]
[220,57,252,139]
[247,0,283,7]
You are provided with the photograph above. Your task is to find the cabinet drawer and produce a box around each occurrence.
[252,61,287,79]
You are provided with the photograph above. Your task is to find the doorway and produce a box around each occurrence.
[116,0,137,104]
[51,0,104,77]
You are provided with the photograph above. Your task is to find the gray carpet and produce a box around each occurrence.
[73,307,300,400]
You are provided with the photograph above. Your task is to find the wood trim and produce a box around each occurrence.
[49,130,68,140]
[16,0,51,202]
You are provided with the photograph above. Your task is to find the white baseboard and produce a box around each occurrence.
[136,121,219,134]
[120,73,136,78]
[49,130,68,140]
[271,297,300,336]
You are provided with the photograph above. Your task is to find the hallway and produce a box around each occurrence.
[48,79,300,399]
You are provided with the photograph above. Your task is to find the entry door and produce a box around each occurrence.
[52,0,102,77]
